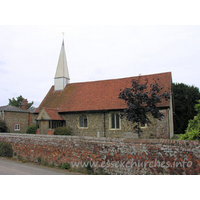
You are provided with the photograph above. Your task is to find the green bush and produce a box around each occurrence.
[179,129,200,140]
[61,163,71,170]
[58,163,62,168]
[179,100,200,140]
[37,156,41,163]
[0,142,13,158]
[17,155,23,161]
[41,160,48,166]
[54,127,72,135]
[26,124,37,134]
[49,163,55,168]
[0,120,8,132]
[85,161,94,174]
[22,158,29,163]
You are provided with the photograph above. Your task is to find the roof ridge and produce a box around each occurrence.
[65,71,172,85]
[0,105,30,112]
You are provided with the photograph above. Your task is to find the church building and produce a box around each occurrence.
[35,39,174,139]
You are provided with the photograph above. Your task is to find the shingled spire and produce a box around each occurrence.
[54,38,70,91]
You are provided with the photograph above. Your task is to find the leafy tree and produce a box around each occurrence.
[173,83,200,134]
[0,120,8,132]
[179,100,200,140]
[119,76,170,137]
[8,95,33,109]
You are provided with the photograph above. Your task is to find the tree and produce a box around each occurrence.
[173,83,200,134]
[0,120,8,132]
[179,100,200,140]
[119,76,170,137]
[8,95,33,109]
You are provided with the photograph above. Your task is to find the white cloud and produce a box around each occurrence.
[0,25,200,107]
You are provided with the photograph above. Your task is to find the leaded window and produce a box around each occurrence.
[79,115,87,128]
[110,113,120,129]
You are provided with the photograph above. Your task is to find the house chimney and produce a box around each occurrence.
[22,99,28,110]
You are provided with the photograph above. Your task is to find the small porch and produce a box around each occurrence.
[36,108,65,135]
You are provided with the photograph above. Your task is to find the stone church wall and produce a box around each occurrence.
[30,113,37,125]
[61,109,170,139]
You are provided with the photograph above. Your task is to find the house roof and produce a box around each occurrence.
[28,107,37,113]
[35,72,172,114]
[43,108,65,120]
[0,105,30,113]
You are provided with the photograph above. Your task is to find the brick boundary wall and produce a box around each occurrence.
[0,133,200,175]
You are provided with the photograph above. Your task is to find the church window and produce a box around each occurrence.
[110,113,121,129]
[79,115,87,128]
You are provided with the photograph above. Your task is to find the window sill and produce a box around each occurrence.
[109,128,121,131]
[78,127,88,129]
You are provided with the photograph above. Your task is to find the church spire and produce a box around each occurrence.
[54,35,70,91]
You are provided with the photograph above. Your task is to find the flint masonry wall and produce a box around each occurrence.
[4,112,30,133]
[0,112,37,133]
[62,110,169,139]
[0,133,199,175]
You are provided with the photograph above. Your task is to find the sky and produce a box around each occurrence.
[0,1,200,109]
[1,25,200,107]
[1,0,200,197]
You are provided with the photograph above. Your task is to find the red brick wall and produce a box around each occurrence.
[47,130,54,135]
[0,133,199,175]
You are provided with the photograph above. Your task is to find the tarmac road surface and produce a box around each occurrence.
[0,157,80,175]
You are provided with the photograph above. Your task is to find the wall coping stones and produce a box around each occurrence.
[1,133,199,147]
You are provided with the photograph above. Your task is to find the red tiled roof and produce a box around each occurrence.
[35,72,172,114]
[43,108,64,120]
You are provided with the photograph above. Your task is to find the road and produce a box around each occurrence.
[0,157,80,175]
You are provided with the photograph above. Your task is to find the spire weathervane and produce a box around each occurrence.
[62,32,65,45]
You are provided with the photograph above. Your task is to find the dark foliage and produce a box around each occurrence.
[61,163,71,170]
[173,83,200,134]
[26,124,37,134]
[85,161,94,174]
[119,76,170,137]
[8,95,33,109]
[179,100,200,140]
[0,142,13,158]
[37,156,42,163]
[54,127,72,135]
[0,120,8,132]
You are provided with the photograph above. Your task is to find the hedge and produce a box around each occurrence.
[54,127,72,135]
